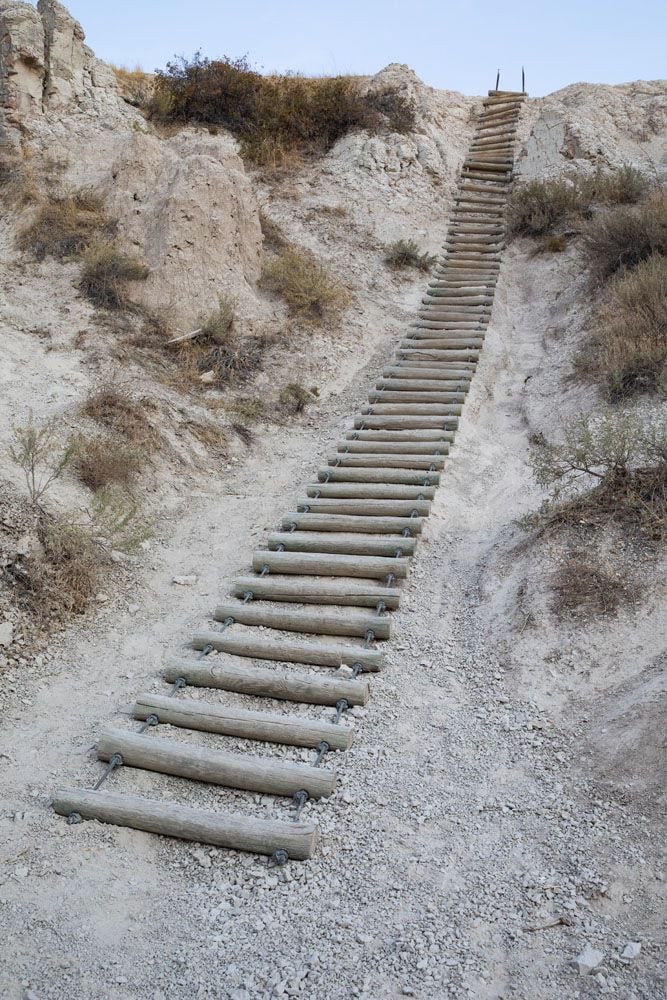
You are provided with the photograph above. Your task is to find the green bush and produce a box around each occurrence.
[149,53,415,165]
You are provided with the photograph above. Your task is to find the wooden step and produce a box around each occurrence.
[296,496,432,516]
[267,529,417,557]
[282,510,424,533]
[361,403,463,417]
[317,465,440,485]
[250,549,409,583]
[340,439,449,455]
[381,368,473,382]
[133,692,354,750]
[329,451,445,469]
[305,482,437,499]
[165,656,370,705]
[52,789,319,860]
[97,728,335,798]
[193,628,384,671]
[214,599,392,639]
[232,574,401,610]
[354,415,458,431]
[376,378,468,393]
[368,391,465,404]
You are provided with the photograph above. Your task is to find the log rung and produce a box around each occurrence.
[250,548,410,582]
[97,728,335,798]
[296,496,432,516]
[52,789,319,860]
[164,656,371,705]
[281,511,425,533]
[133,693,354,750]
[214,598,392,639]
[267,529,418,557]
[193,628,385,671]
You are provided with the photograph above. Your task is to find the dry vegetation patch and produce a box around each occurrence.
[19,190,114,260]
[527,413,667,537]
[82,386,157,445]
[260,247,349,322]
[577,254,667,399]
[74,436,144,492]
[148,54,415,166]
[79,240,150,310]
[385,239,437,272]
[581,188,667,283]
[551,556,632,617]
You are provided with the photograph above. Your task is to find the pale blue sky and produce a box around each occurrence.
[39,0,666,97]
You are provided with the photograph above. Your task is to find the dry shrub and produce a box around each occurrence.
[79,240,149,309]
[199,296,235,342]
[19,189,113,260]
[9,412,74,506]
[278,383,318,414]
[74,436,144,492]
[385,239,437,271]
[529,412,667,536]
[226,396,265,424]
[577,254,667,399]
[259,210,289,250]
[508,168,651,239]
[0,148,40,205]
[22,517,101,621]
[149,53,415,166]
[260,248,349,322]
[186,420,227,452]
[543,234,567,253]
[188,332,268,388]
[112,65,154,106]
[581,188,667,282]
[552,556,631,617]
[82,386,157,445]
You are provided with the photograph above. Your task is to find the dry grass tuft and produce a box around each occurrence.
[278,382,318,414]
[259,210,289,250]
[82,386,157,445]
[112,65,154,106]
[19,190,114,260]
[543,234,567,253]
[552,556,631,617]
[576,254,667,399]
[79,240,149,309]
[21,517,101,621]
[385,239,437,271]
[199,296,235,343]
[74,435,144,492]
[148,54,415,166]
[581,188,667,283]
[260,248,349,322]
[226,397,266,424]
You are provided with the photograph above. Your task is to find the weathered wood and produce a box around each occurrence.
[133,693,354,750]
[377,378,468,392]
[97,728,336,798]
[345,427,454,441]
[52,789,319,860]
[398,349,479,364]
[317,465,440,485]
[297,496,432,516]
[251,549,409,582]
[232,574,401,610]
[281,511,425,533]
[193,628,385,670]
[267,529,418,556]
[354,415,458,431]
[401,338,483,351]
[381,369,473,382]
[329,451,444,470]
[339,440,448,455]
[368,391,465,404]
[305,482,437,499]
[214,599,392,638]
[361,403,463,417]
[166,657,370,706]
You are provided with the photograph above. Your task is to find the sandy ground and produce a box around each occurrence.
[1,235,665,1000]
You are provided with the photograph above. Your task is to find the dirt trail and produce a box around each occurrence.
[1,239,664,999]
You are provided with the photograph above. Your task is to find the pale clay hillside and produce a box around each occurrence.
[0,2,666,999]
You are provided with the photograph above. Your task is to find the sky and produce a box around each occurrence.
[37,0,666,97]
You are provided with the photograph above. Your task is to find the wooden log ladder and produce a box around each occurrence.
[52,89,527,861]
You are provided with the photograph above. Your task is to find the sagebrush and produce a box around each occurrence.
[261,248,349,321]
[149,54,415,165]
[385,239,437,272]
[581,188,667,282]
